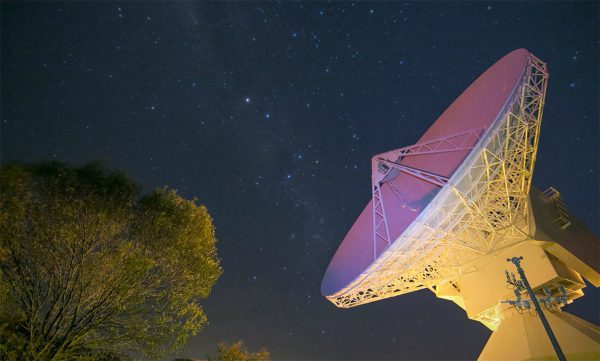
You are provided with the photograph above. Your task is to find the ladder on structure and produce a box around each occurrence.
[543,187,572,230]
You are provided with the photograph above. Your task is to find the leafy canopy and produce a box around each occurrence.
[0,162,222,360]
[206,341,270,361]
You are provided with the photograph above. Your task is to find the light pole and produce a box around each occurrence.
[507,256,567,361]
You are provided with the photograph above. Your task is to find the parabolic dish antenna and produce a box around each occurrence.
[322,49,600,360]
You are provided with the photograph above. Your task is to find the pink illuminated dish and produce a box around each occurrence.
[322,49,530,297]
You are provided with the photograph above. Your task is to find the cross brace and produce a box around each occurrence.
[370,130,477,260]
[373,127,484,162]
[377,159,449,188]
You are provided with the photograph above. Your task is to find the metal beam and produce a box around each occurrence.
[377,158,449,187]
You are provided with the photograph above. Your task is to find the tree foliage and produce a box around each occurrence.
[206,341,270,361]
[0,162,222,360]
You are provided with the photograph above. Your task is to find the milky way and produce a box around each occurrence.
[2,2,598,359]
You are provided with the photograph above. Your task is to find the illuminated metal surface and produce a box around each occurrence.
[322,49,600,360]
[324,53,548,311]
[321,49,532,299]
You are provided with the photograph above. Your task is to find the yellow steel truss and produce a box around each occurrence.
[326,55,549,317]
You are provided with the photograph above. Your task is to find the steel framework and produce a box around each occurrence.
[326,54,549,327]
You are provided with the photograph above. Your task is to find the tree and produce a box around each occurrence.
[206,341,270,361]
[0,162,222,360]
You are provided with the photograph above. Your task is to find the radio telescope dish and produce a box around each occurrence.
[322,49,600,360]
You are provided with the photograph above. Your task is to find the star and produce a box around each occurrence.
[3,3,598,359]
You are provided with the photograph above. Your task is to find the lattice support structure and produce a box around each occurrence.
[327,54,549,314]
[369,129,483,259]
[372,181,391,259]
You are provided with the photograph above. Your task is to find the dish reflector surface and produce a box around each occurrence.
[322,49,530,297]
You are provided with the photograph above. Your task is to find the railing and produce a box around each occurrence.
[543,187,572,229]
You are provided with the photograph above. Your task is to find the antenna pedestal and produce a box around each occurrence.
[435,239,587,329]
[479,305,600,360]
[433,239,599,360]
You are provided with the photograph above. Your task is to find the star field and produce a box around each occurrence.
[1,2,598,360]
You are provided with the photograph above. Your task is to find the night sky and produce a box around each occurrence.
[1,2,598,360]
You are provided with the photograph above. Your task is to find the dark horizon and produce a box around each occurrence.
[2,2,598,360]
